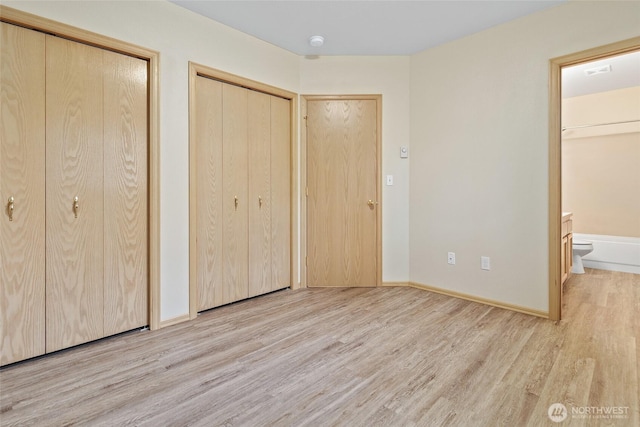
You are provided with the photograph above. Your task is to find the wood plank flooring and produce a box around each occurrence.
[1,269,638,426]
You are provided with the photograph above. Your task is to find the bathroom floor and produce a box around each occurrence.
[558,268,639,420]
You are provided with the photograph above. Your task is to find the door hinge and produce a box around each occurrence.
[304,115,308,126]
[305,187,309,197]
[305,256,308,266]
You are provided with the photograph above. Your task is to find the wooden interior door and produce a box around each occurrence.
[307,98,379,287]
[0,23,46,365]
[195,76,224,311]
[103,50,148,335]
[45,36,104,352]
[270,96,291,291]
[222,84,249,304]
[248,90,272,297]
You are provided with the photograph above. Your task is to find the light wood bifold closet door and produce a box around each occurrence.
[0,22,46,366]
[222,83,250,305]
[269,97,291,292]
[248,94,292,297]
[248,90,271,298]
[195,78,224,310]
[45,35,105,352]
[1,21,148,364]
[102,50,148,337]
[195,75,291,312]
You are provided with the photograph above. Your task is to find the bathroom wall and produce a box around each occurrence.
[562,86,640,238]
[410,1,640,313]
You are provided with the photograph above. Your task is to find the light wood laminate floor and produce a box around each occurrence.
[1,269,638,426]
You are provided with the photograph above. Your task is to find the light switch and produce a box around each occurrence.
[400,146,409,158]
[386,175,394,186]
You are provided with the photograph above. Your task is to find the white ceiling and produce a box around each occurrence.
[170,0,639,97]
[170,0,566,56]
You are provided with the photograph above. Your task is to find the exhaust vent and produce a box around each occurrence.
[584,64,611,76]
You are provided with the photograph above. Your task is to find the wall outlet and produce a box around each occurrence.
[447,252,456,265]
[481,256,491,271]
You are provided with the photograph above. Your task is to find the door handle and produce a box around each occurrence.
[258,196,263,208]
[73,196,79,218]
[367,200,376,209]
[8,196,14,221]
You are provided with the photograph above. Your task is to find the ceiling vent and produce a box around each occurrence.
[584,64,611,76]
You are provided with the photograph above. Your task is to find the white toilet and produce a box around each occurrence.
[572,240,593,274]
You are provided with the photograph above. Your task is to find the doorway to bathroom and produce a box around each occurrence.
[548,37,640,321]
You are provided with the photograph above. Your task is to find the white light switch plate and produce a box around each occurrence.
[386,175,394,186]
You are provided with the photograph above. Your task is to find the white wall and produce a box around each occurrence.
[4,0,300,322]
[409,1,640,312]
[299,56,411,283]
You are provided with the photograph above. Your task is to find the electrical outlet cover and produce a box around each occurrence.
[448,252,456,265]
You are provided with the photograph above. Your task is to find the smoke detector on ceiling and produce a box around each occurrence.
[309,35,324,47]
[584,64,611,76]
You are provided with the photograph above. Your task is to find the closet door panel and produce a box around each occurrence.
[270,96,291,291]
[103,51,148,335]
[222,84,249,304]
[45,36,104,352]
[195,77,224,311]
[248,91,271,297]
[0,23,46,366]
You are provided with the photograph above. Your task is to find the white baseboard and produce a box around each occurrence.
[582,260,640,275]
